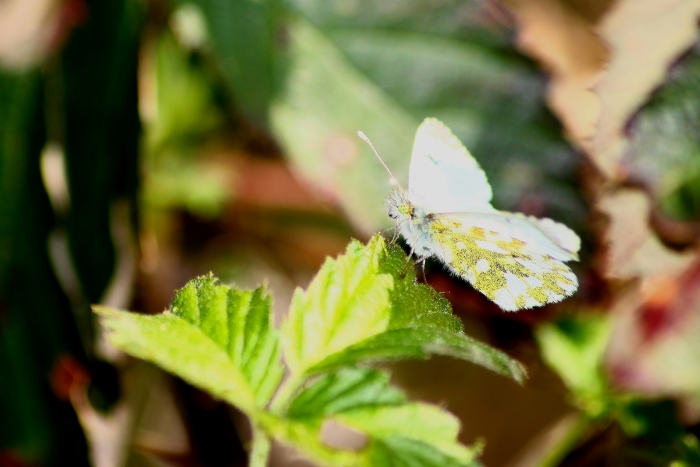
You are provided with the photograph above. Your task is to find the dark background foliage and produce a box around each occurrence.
[2,0,700,466]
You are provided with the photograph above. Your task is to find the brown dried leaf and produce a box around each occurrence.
[592,0,700,177]
[504,0,609,149]
[0,0,85,70]
[597,189,695,279]
[601,189,700,402]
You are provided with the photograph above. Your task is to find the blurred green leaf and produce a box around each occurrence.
[0,72,41,288]
[271,18,417,232]
[283,235,527,383]
[176,0,287,124]
[0,304,53,458]
[95,275,284,410]
[61,0,143,304]
[148,29,225,154]
[0,68,91,465]
[537,316,700,465]
[673,435,700,466]
[141,25,231,218]
[142,157,230,218]
[617,400,684,440]
[536,314,610,416]
[273,1,583,233]
[624,44,700,221]
[618,402,700,466]
[271,368,482,467]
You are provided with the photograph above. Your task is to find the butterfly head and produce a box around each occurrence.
[386,190,417,221]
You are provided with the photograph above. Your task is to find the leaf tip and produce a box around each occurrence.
[92,305,121,318]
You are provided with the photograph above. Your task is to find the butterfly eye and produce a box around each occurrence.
[397,203,413,217]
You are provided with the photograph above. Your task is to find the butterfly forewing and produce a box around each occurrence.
[427,215,578,312]
[408,118,494,214]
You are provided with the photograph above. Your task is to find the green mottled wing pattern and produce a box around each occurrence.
[427,217,578,312]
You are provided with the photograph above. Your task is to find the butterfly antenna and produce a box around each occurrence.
[357,130,402,189]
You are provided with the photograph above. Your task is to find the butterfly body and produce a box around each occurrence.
[386,189,434,257]
[382,118,580,312]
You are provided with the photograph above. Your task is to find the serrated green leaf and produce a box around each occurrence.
[94,275,284,411]
[283,235,526,383]
[338,404,473,460]
[283,237,394,374]
[287,368,405,419]
[273,368,481,467]
[309,327,526,383]
[263,370,478,466]
[94,306,257,412]
[170,275,284,404]
[378,243,462,332]
[369,436,477,467]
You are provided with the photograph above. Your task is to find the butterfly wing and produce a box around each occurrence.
[408,118,495,214]
[426,212,580,311]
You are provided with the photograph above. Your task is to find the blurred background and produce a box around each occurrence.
[2,0,700,466]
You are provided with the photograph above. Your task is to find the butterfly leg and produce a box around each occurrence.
[399,246,417,278]
[401,256,427,281]
[378,226,400,245]
[391,228,401,244]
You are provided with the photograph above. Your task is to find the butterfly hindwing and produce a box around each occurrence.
[439,211,581,262]
[426,214,578,311]
[408,118,494,214]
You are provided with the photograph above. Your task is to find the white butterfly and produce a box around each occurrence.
[360,118,580,312]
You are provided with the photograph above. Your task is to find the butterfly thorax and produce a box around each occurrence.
[385,190,434,257]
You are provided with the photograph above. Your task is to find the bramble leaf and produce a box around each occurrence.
[270,368,481,467]
[283,237,394,374]
[96,237,524,467]
[283,235,527,383]
[309,327,524,382]
[94,275,284,412]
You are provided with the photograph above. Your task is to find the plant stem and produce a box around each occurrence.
[250,427,272,467]
[535,413,590,467]
[269,373,306,414]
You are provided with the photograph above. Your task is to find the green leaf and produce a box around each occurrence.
[287,368,405,418]
[270,18,418,231]
[147,28,224,153]
[61,0,143,305]
[309,327,526,383]
[272,368,481,467]
[536,314,610,416]
[283,236,393,374]
[283,235,527,383]
[273,4,583,233]
[622,45,700,221]
[94,275,284,412]
[617,399,685,440]
[178,0,287,124]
